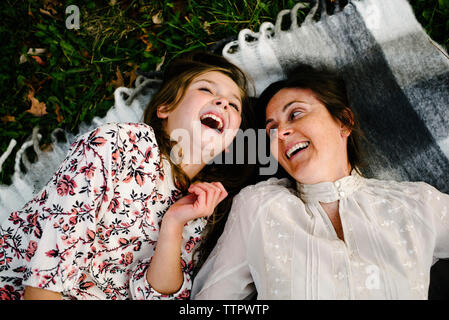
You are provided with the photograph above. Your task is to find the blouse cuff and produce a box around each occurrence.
[129,260,190,300]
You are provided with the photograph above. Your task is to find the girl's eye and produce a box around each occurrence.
[199,87,212,93]
[230,103,240,112]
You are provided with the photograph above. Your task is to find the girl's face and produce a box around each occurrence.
[265,87,351,184]
[157,71,243,165]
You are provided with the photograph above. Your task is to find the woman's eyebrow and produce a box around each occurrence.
[194,79,241,102]
[265,100,307,126]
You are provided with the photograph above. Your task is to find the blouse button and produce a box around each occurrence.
[339,191,345,197]
[335,181,341,188]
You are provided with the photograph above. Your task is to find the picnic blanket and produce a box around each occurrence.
[1,0,448,219]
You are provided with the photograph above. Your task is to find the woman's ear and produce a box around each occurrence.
[340,107,355,137]
[156,105,170,119]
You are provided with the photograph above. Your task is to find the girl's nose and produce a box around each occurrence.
[214,97,229,110]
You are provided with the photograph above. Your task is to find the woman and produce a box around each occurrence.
[0,51,254,300]
[191,64,449,299]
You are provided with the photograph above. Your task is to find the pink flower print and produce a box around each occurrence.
[80,162,96,179]
[86,128,107,148]
[185,237,197,254]
[0,285,21,300]
[57,175,77,196]
[119,252,133,266]
[25,240,38,262]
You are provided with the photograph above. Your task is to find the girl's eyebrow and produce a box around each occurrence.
[194,79,241,103]
[265,100,307,126]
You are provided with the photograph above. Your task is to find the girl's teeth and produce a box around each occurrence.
[200,113,223,130]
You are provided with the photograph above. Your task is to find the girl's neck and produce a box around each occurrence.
[181,163,205,180]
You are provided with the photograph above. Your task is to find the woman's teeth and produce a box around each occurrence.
[286,141,310,159]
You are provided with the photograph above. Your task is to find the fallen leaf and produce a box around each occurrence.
[139,34,153,52]
[26,89,48,117]
[31,55,46,66]
[124,64,139,87]
[152,11,163,24]
[203,21,212,35]
[1,115,16,123]
[39,8,55,18]
[55,103,64,123]
[155,53,166,72]
[19,48,47,65]
[109,66,125,88]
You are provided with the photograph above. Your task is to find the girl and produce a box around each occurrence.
[192,64,449,300]
[0,51,252,300]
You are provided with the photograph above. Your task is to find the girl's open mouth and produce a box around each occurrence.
[200,113,224,134]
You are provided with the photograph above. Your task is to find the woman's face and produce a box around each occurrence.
[157,71,243,165]
[265,87,351,184]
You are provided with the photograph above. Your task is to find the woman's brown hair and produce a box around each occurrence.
[256,64,367,174]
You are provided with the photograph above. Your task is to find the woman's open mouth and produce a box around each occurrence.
[200,112,224,134]
[285,141,310,160]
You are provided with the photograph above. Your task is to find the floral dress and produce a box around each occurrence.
[0,122,206,300]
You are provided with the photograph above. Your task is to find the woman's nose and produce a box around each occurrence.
[278,125,293,139]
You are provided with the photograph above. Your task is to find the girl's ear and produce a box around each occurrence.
[156,105,170,119]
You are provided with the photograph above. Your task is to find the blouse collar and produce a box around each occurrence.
[296,169,365,203]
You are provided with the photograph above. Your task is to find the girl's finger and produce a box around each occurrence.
[189,184,206,211]
[211,182,228,203]
[192,182,219,216]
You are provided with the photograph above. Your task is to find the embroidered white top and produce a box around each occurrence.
[191,172,449,299]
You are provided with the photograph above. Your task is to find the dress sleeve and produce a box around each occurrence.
[129,214,207,300]
[16,123,121,293]
[191,187,258,300]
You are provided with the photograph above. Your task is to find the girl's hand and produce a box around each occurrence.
[163,182,228,227]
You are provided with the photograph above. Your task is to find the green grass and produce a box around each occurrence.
[0,0,448,185]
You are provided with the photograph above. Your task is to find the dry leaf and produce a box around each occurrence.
[31,55,46,66]
[55,103,64,123]
[155,53,166,72]
[124,64,139,87]
[152,11,163,24]
[1,115,16,123]
[139,34,153,52]
[19,48,47,64]
[109,66,125,88]
[203,21,212,35]
[26,89,48,117]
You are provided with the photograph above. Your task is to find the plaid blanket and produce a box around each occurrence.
[0,0,448,299]
[222,0,449,193]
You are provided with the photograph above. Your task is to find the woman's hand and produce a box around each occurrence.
[163,182,228,227]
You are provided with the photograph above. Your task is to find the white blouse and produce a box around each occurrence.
[191,171,449,299]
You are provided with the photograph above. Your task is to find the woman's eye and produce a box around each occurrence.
[267,127,278,136]
[290,110,302,120]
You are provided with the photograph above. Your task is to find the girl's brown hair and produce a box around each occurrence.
[256,64,367,174]
[143,51,253,191]
[143,51,257,270]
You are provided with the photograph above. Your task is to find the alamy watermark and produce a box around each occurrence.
[168,122,278,176]
[65,5,80,30]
